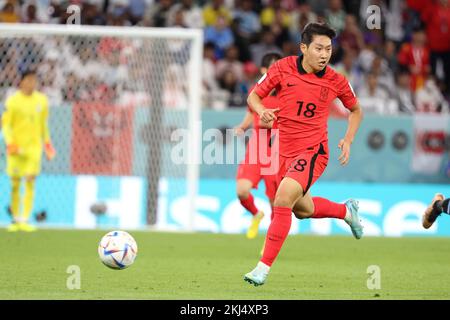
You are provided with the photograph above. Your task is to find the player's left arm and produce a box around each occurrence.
[337,78,363,166]
[41,95,56,160]
[338,102,362,166]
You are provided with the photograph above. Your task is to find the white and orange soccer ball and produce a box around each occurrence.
[98,231,138,270]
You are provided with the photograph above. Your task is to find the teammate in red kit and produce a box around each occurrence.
[235,53,282,240]
[244,22,364,286]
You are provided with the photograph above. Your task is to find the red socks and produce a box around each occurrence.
[261,206,292,266]
[240,193,259,216]
[311,197,346,219]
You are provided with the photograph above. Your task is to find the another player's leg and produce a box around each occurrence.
[7,177,22,232]
[19,176,37,232]
[237,178,264,239]
[244,177,301,286]
[293,196,363,239]
[423,193,448,229]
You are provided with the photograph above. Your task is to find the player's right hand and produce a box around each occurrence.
[259,108,279,123]
[6,144,20,155]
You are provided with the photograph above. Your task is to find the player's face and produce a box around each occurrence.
[20,75,38,93]
[301,35,332,72]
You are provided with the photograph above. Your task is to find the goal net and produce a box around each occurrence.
[0,23,202,231]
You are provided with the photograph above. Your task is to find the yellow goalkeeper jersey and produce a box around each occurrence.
[2,90,51,156]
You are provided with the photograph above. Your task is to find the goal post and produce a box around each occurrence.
[0,23,202,231]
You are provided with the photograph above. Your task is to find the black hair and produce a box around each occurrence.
[261,52,282,68]
[301,22,337,46]
[20,69,37,80]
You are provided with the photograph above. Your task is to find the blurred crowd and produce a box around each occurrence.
[0,0,450,114]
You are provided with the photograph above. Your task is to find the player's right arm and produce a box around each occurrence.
[248,91,279,123]
[1,96,19,155]
[248,61,282,123]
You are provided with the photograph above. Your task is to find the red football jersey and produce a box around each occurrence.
[254,55,357,157]
[244,85,279,165]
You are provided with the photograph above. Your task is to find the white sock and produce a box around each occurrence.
[257,261,270,272]
[344,206,352,224]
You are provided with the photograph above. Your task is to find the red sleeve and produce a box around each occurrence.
[337,76,357,110]
[253,61,282,98]
[247,84,256,112]
[407,0,426,11]
[407,0,433,24]
[397,44,410,66]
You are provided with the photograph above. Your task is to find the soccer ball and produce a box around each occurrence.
[98,231,138,270]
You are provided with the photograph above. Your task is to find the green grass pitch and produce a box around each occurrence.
[1,229,450,299]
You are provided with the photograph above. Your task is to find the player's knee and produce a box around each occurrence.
[274,194,294,208]
[237,189,250,200]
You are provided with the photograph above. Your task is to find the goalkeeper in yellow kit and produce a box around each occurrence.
[2,70,56,232]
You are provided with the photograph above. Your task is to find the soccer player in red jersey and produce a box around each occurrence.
[235,53,282,239]
[244,22,364,286]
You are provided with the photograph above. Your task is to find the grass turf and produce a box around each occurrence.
[0,229,449,300]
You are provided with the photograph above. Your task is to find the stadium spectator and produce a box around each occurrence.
[0,1,20,23]
[21,3,41,23]
[415,77,449,113]
[236,61,259,100]
[204,13,234,59]
[163,64,189,109]
[232,0,261,39]
[127,0,148,25]
[167,8,187,27]
[289,1,318,43]
[309,0,329,16]
[260,0,291,29]
[357,38,378,74]
[337,14,364,54]
[325,0,346,34]
[408,0,450,95]
[0,47,20,94]
[370,54,395,97]
[142,0,173,27]
[167,0,204,29]
[383,40,399,74]
[82,1,107,25]
[250,29,283,67]
[68,46,105,83]
[384,0,405,43]
[61,72,83,103]
[38,49,64,106]
[333,49,364,93]
[397,28,430,92]
[202,0,232,27]
[216,45,244,83]
[394,68,415,114]
[357,71,393,114]
[202,42,227,109]
[229,17,252,62]
[218,69,245,107]
[107,0,132,26]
